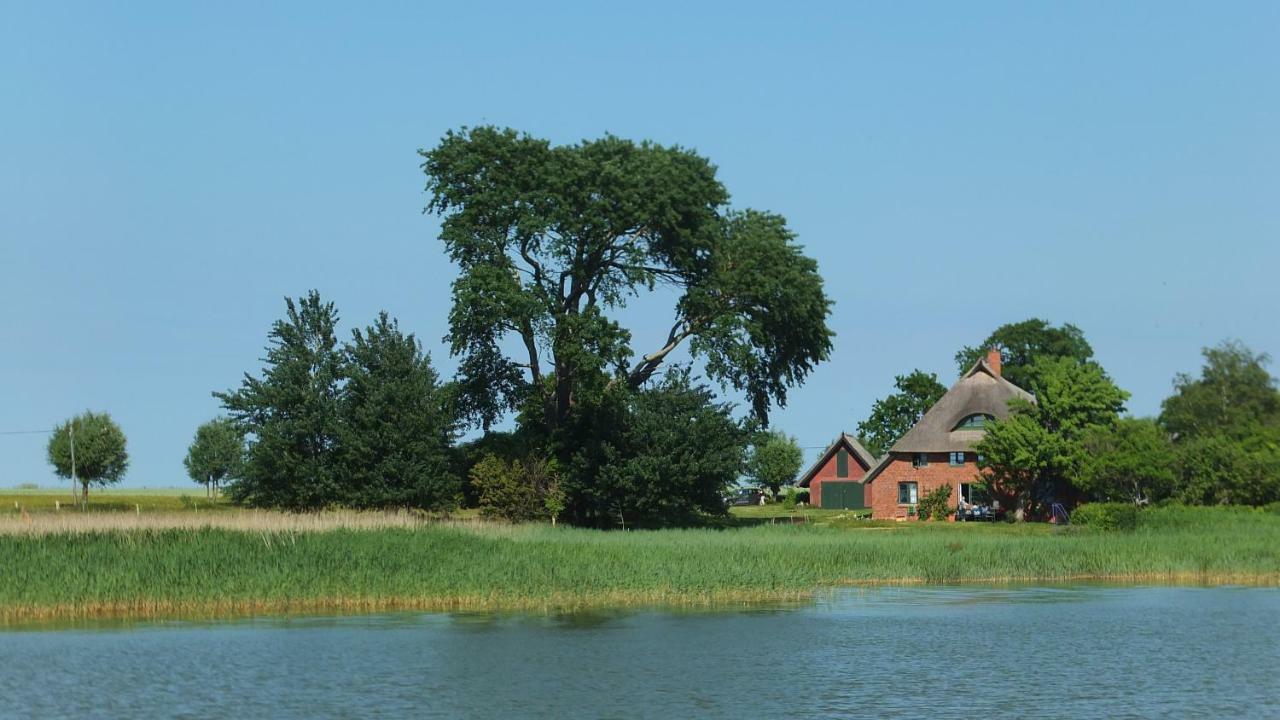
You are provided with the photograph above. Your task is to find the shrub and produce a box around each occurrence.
[472,454,563,523]
[1070,502,1138,531]
[917,485,953,521]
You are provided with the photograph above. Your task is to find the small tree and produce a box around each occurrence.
[47,411,128,506]
[977,356,1129,517]
[745,431,804,498]
[183,417,244,498]
[472,454,563,522]
[916,484,954,521]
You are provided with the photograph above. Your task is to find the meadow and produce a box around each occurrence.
[1,500,1277,625]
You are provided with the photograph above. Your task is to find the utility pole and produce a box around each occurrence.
[69,420,78,507]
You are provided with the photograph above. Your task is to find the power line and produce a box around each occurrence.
[0,429,52,435]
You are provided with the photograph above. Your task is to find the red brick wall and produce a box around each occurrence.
[867,453,984,520]
[808,450,868,507]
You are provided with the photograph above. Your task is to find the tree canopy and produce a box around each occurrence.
[183,417,244,497]
[1161,340,1280,440]
[1077,418,1176,505]
[856,370,946,457]
[217,294,461,511]
[217,292,345,509]
[47,411,129,505]
[977,356,1128,515]
[956,319,1093,389]
[340,312,460,510]
[1161,341,1280,506]
[745,431,804,496]
[563,368,746,528]
[420,127,833,432]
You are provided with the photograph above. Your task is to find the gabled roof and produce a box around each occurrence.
[797,433,877,487]
[865,358,1035,483]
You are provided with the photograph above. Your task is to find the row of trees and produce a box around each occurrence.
[214,295,459,510]
[855,319,1280,514]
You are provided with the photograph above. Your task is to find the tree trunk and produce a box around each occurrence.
[81,479,89,508]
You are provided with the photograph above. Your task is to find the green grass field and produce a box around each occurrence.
[1,489,232,514]
[2,504,1277,624]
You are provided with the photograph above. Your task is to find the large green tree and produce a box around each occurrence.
[1076,418,1176,505]
[421,127,833,435]
[183,417,244,498]
[856,370,946,457]
[745,431,804,497]
[565,369,746,528]
[1161,341,1280,506]
[47,411,129,505]
[956,319,1093,389]
[216,292,345,509]
[1171,429,1280,506]
[977,356,1128,516]
[340,312,460,510]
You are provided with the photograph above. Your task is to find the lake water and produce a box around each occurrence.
[2,586,1277,719]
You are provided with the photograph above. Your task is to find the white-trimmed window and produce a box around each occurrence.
[898,481,918,505]
[949,451,965,466]
[912,453,929,468]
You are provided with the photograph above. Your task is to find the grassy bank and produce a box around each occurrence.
[2,506,1278,624]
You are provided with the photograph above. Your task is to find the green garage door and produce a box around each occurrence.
[820,481,866,509]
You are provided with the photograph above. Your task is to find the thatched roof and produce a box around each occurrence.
[886,357,1034,455]
[796,433,877,487]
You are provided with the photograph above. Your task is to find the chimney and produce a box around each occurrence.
[986,347,1002,377]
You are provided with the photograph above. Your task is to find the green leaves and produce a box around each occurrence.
[955,319,1093,388]
[47,411,129,489]
[183,418,244,493]
[1160,340,1280,507]
[421,126,833,433]
[976,354,1128,514]
[1161,340,1280,441]
[563,369,747,528]
[856,370,947,457]
[341,313,460,510]
[216,293,459,511]
[745,431,804,496]
[1077,418,1175,504]
[217,292,344,509]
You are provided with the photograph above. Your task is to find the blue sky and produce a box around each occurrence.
[2,2,1277,488]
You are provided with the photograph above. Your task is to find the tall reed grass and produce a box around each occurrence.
[2,505,1277,624]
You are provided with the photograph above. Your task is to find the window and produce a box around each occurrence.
[954,414,995,430]
[898,482,918,505]
[949,452,966,466]
[912,453,929,468]
[836,449,849,478]
[960,483,990,506]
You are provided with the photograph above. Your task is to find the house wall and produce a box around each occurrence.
[868,453,984,520]
[808,451,868,507]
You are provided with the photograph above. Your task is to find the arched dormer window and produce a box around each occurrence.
[954,414,995,430]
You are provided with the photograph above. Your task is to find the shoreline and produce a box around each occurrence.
[5,570,1278,628]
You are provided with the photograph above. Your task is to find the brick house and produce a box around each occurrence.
[796,433,876,508]
[862,348,1035,520]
